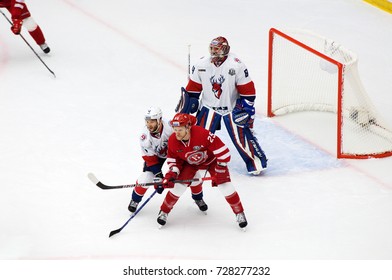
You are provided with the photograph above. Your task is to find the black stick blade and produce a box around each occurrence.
[109,228,122,238]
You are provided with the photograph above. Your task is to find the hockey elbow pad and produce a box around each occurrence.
[175,87,199,114]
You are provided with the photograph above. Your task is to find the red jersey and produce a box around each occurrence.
[0,0,12,7]
[166,125,230,172]
[0,0,30,20]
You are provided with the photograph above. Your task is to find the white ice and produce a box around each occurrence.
[0,0,392,262]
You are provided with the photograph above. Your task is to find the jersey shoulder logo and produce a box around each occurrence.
[140,134,147,141]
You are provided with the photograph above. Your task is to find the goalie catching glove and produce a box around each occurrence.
[232,98,255,128]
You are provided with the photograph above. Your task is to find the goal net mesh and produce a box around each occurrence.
[268,28,392,158]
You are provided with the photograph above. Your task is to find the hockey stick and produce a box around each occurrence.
[187,44,191,79]
[175,44,191,112]
[87,172,214,190]
[0,10,56,78]
[109,189,157,238]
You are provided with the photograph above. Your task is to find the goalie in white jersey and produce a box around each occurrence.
[128,107,207,213]
[176,36,267,175]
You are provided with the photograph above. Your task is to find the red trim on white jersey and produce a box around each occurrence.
[237,81,256,97]
[187,53,256,111]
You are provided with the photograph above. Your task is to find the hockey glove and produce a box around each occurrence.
[161,170,178,189]
[232,98,255,128]
[153,172,164,194]
[213,162,230,186]
[11,18,23,35]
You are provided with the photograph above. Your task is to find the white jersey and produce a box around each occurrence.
[139,118,173,161]
[189,53,254,112]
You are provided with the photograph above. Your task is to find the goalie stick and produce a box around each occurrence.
[87,172,214,190]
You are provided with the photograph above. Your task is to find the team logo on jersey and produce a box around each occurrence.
[193,146,201,151]
[210,75,225,99]
[228,69,235,76]
[140,134,147,141]
[185,150,207,165]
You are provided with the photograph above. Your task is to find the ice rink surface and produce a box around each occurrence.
[1,0,392,279]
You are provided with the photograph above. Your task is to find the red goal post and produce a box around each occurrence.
[267,28,392,159]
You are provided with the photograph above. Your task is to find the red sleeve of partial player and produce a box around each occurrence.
[142,155,160,167]
[185,79,203,94]
[10,0,24,19]
[236,81,256,98]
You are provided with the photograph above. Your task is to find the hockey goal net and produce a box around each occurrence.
[267,28,392,159]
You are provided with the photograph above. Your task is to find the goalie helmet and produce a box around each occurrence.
[209,36,230,64]
[145,107,162,121]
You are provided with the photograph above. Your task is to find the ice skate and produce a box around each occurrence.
[40,43,50,54]
[195,199,208,214]
[157,210,168,228]
[127,200,139,213]
[236,212,248,231]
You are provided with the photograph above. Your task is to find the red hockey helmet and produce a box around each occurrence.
[170,113,196,127]
[209,36,230,61]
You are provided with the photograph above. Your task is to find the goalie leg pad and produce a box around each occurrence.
[223,114,267,174]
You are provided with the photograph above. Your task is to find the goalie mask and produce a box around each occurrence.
[209,36,230,65]
[145,106,162,134]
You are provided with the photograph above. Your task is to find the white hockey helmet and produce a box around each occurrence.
[145,106,162,121]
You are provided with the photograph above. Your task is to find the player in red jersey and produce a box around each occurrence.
[128,107,207,214]
[0,0,50,53]
[156,113,248,230]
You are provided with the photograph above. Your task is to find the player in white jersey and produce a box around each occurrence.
[128,107,207,213]
[176,36,267,175]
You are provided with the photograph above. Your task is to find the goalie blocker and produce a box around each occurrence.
[175,87,199,114]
